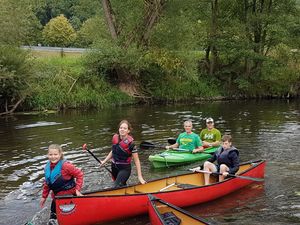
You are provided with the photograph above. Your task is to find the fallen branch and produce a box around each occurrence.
[0,95,27,116]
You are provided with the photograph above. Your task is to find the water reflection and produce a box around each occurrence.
[0,99,299,224]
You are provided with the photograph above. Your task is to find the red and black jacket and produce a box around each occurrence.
[111,134,137,164]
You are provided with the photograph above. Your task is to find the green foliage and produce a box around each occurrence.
[84,41,217,101]
[75,16,110,47]
[1,0,299,112]
[31,0,102,27]
[141,49,219,100]
[260,44,300,96]
[109,0,144,43]
[0,0,42,46]
[0,45,34,112]
[71,0,102,22]
[28,56,133,110]
[69,16,82,31]
[84,41,147,81]
[150,0,201,50]
[42,14,76,47]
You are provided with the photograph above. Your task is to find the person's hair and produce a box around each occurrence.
[222,134,232,143]
[48,144,64,159]
[119,120,132,131]
[184,120,193,126]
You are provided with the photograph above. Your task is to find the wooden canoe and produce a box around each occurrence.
[148,194,211,225]
[56,159,265,225]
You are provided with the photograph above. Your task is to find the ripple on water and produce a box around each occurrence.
[15,121,62,129]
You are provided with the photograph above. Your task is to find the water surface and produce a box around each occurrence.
[0,99,299,224]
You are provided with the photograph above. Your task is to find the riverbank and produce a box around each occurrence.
[1,45,299,115]
[23,53,300,112]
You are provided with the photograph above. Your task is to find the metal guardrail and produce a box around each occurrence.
[21,46,87,53]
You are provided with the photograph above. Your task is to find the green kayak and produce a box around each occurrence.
[148,146,219,168]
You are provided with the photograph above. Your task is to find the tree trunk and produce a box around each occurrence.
[138,0,166,47]
[209,0,219,76]
[101,0,118,40]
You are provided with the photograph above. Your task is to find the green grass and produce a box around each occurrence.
[27,54,134,110]
[30,50,83,58]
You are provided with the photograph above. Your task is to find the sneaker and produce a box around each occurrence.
[50,212,57,220]
[48,219,58,225]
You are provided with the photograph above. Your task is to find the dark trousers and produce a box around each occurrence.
[50,199,57,219]
[111,163,131,188]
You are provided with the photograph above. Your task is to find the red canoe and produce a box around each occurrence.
[56,159,265,225]
[148,194,211,225]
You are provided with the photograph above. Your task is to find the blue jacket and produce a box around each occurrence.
[44,160,75,194]
[208,146,239,174]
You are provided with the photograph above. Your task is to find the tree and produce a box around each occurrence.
[94,0,168,96]
[0,45,34,115]
[75,16,110,47]
[0,0,42,46]
[42,14,76,47]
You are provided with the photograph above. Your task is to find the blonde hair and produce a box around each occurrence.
[48,144,64,159]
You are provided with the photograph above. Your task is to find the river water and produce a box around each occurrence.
[0,99,299,225]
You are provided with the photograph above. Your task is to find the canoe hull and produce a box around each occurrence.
[148,194,210,225]
[56,160,265,225]
[149,147,218,168]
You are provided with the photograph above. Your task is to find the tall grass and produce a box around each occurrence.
[27,55,133,110]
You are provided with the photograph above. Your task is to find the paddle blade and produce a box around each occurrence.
[82,143,87,151]
[167,138,176,145]
[140,141,155,149]
[230,174,264,182]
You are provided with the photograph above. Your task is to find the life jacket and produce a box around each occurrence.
[111,134,135,164]
[44,160,76,194]
[216,146,239,168]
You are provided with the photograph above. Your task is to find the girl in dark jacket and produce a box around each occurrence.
[203,134,239,185]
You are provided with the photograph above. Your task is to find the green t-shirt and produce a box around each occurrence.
[176,132,202,151]
[200,128,221,143]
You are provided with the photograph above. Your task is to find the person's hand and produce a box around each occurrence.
[192,148,204,153]
[40,197,46,208]
[222,172,229,177]
[138,176,147,184]
[166,146,171,150]
[75,190,83,196]
[99,160,104,167]
[202,141,212,147]
[190,166,201,172]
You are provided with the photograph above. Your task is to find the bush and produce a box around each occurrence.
[75,16,110,47]
[27,56,133,110]
[0,45,34,113]
[42,14,76,47]
[84,41,217,101]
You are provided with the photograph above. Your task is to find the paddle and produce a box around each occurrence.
[189,168,264,182]
[140,138,177,149]
[140,141,190,152]
[167,138,176,145]
[82,144,112,174]
[140,141,165,149]
[167,138,218,154]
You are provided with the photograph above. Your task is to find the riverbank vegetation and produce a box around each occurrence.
[0,0,299,114]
